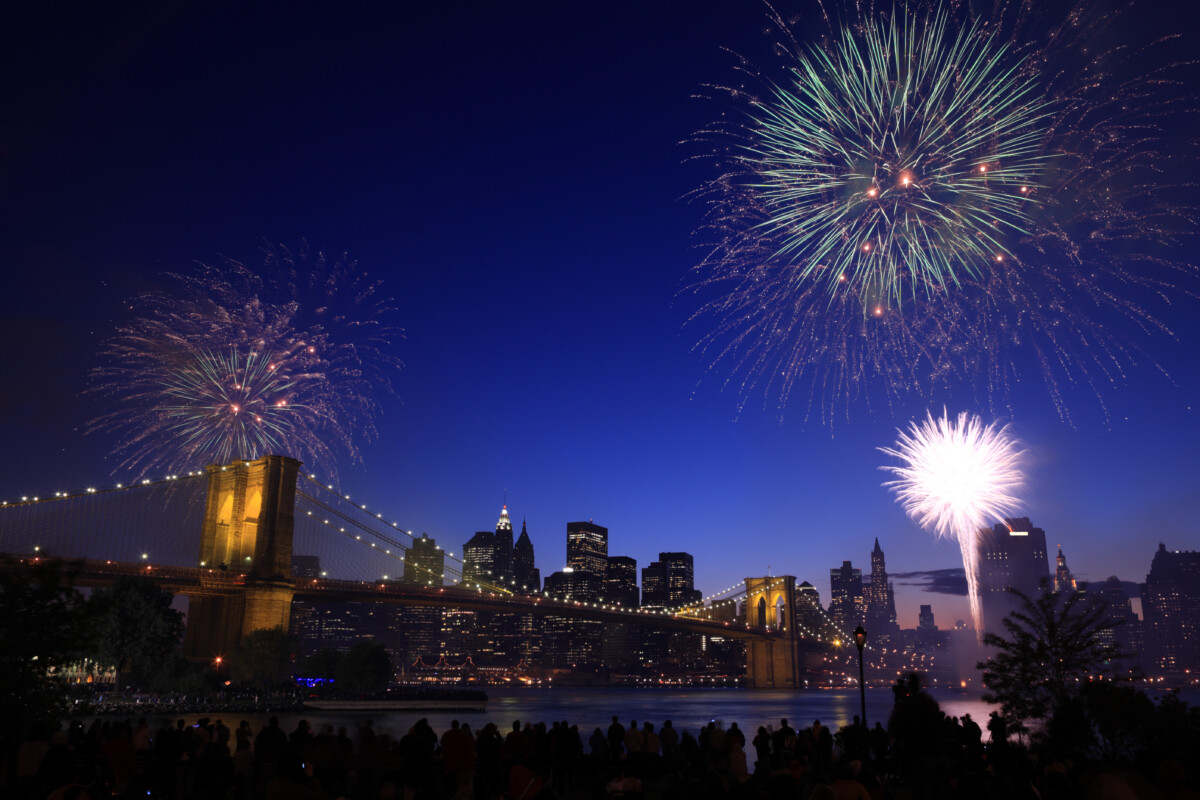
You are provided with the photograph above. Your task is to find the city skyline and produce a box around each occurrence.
[1,1,1197,632]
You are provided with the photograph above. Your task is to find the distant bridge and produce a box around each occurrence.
[0,455,851,688]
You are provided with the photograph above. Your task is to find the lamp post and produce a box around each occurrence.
[853,625,868,729]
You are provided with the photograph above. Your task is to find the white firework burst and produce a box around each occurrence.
[879,409,1027,638]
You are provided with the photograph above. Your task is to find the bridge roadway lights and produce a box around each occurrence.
[744,575,801,689]
[175,455,796,677]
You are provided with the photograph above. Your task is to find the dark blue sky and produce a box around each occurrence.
[2,1,1197,627]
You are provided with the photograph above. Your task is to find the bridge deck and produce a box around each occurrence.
[1,555,781,640]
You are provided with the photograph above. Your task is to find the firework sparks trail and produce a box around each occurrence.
[687,0,1198,423]
[879,409,1027,640]
[89,243,402,478]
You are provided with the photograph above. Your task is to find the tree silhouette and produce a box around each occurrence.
[0,558,85,732]
[335,640,392,695]
[977,588,1125,742]
[229,627,297,688]
[86,576,184,687]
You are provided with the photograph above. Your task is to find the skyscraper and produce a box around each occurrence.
[918,604,937,632]
[1053,546,1077,594]
[1141,543,1200,676]
[604,555,641,669]
[978,517,1050,635]
[542,568,603,666]
[493,505,514,585]
[463,530,496,586]
[795,580,825,634]
[641,561,669,609]
[1096,575,1140,671]
[463,509,523,665]
[401,534,444,665]
[638,560,671,666]
[863,539,899,637]
[566,521,608,585]
[639,552,703,668]
[513,520,541,592]
[404,534,445,586]
[660,552,702,607]
[511,519,542,662]
[829,560,864,633]
[640,552,701,609]
[605,555,640,607]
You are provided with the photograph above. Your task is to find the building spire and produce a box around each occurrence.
[496,502,512,533]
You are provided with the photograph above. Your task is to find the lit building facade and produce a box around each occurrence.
[660,551,702,607]
[978,517,1050,636]
[400,534,444,665]
[1054,546,1077,594]
[829,560,864,633]
[603,555,641,669]
[863,539,899,638]
[1141,543,1200,676]
[566,521,608,588]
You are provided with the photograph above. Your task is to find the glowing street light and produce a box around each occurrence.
[854,625,868,729]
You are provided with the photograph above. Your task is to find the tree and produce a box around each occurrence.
[229,627,297,688]
[335,640,393,695]
[977,589,1125,744]
[303,648,342,682]
[86,576,185,688]
[0,558,86,732]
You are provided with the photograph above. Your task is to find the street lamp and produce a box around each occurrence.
[853,625,868,729]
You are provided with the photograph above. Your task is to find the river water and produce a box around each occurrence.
[122,688,996,745]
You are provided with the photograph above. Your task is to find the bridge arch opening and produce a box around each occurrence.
[743,575,800,689]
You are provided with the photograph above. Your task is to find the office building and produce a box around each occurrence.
[566,521,608,587]
[864,539,899,637]
[403,534,445,586]
[829,560,864,633]
[660,551,703,607]
[918,604,937,633]
[605,556,640,607]
[604,555,641,669]
[1096,575,1141,670]
[400,534,444,664]
[542,568,603,667]
[642,561,669,609]
[511,519,543,662]
[493,505,514,585]
[1054,546,1077,594]
[978,518,1050,635]
[514,520,541,592]
[1141,543,1200,675]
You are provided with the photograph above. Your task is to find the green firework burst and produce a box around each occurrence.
[745,6,1050,307]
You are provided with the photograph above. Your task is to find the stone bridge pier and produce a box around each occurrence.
[182,455,300,660]
[744,575,801,689]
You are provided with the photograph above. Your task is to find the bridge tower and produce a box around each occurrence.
[744,575,801,689]
[183,455,301,660]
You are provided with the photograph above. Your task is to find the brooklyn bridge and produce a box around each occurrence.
[0,455,852,688]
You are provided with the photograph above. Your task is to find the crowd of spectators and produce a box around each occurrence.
[6,704,1197,799]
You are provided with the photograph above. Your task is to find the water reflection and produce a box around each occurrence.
[114,688,997,745]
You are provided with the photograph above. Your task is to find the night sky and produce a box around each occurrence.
[2,1,1197,628]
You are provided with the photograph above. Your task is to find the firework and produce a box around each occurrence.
[879,409,1027,638]
[90,243,402,477]
[745,7,1048,305]
[688,0,1197,422]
